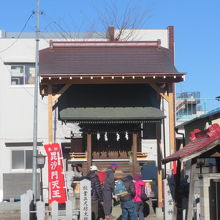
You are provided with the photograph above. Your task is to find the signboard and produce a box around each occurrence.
[164,178,175,220]
[80,179,91,220]
[44,143,67,204]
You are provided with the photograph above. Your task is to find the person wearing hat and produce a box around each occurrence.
[103,163,118,220]
[86,165,103,220]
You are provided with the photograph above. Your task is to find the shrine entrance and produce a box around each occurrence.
[68,121,151,175]
[91,132,132,159]
[80,123,140,160]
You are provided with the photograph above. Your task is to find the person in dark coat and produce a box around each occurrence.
[103,163,118,220]
[120,175,137,220]
[86,165,103,220]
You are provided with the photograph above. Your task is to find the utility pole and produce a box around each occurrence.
[32,0,40,204]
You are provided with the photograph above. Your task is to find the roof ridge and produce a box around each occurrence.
[189,123,220,142]
[49,40,161,48]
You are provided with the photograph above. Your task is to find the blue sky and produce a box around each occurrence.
[0,0,220,108]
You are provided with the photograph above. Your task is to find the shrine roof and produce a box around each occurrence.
[39,41,184,78]
[162,124,220,163]
[59,106,165,123]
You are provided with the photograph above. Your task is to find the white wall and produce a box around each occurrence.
[0,38,85,144]
[0,39,48,143]
[115,29,169,48]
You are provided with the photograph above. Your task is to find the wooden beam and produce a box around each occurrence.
[40,77,183,86]
[174,160,182,218]
[48,85,53,143]
[149,83,169,101]
[52,83,71,103]
[132,133,138,174]
[168,83,176,155]
[52,102,58,112]
[187,160,197,220]
[87,133,92,172]
[156,122,163,208]
[209,152,220,157]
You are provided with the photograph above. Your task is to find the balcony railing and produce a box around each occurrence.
[176,97,220,122]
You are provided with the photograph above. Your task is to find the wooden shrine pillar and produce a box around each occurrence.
[149,82,176,156]
[156,122,163,208]
[168,83,176,155]
[48,85,53,143]
[87,133,92,171]
[132,133,138,174]
[47,83,71,143]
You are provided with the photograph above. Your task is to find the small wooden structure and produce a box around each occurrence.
[39,32,184,208]
[163,123,220,219]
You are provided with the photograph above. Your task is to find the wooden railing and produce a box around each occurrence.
[69,152,87,161]
[137,152,148,161]
[69,152,148,161]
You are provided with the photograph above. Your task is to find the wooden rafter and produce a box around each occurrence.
[52,83,72,103]
[149,83,169,101]
[52,83,72,110]
[209,152,220,157]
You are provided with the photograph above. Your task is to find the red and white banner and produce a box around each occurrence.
[44,143,67,204]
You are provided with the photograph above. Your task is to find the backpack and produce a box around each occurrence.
[114,179,128,197]
[134,181,148,202]
[140,186,148,201]
[97,170,106,184]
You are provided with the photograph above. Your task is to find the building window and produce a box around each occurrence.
[11,150,33,169]
[10,64,35,85]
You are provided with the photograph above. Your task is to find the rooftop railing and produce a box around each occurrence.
[176,97,220,122]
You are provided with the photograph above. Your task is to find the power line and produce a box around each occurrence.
[0,12,34,54]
